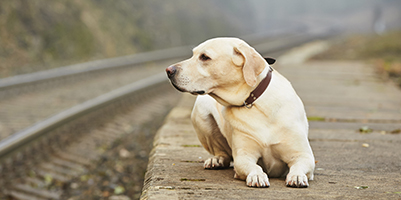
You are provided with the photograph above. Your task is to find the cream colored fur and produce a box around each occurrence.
[166,37,315,188]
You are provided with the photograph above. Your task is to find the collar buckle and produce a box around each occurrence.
[243,101,253,109]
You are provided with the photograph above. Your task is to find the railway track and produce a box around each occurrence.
[0,25,336,199]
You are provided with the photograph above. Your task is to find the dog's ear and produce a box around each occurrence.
[233,43,266,87]
[264,57,276,65]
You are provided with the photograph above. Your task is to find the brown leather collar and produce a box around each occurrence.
[242,66,273,108]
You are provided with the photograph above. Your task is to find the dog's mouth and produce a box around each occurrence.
[190,91,205,95]
[170,82,206,95]
[170,81,186,92]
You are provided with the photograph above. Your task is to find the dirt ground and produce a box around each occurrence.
[61,109,171,200]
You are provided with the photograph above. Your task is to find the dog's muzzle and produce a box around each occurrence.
[166,65,206,95]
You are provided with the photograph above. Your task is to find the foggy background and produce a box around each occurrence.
[0,1,400,199]
[0,0,400,77]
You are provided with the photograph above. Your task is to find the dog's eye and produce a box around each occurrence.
[199,53,211,61]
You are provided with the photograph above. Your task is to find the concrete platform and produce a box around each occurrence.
[141,44,401,199]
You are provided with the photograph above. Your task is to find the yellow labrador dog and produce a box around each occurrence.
[166,37,315,188]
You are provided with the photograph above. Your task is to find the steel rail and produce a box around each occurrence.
[0,47,191,90]
[254,25,338,55]
[0,25,309,91]
[0,72,167,160]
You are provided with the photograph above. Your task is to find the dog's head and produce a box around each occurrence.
[166,37,274,106]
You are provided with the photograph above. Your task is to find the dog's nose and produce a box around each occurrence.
[166,65,177,78]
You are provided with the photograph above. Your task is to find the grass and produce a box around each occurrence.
[0,0,244,78]
[307,116,326,122]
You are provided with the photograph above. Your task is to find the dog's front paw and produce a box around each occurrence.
[246,172,270,188]
[286,173,309,188]
[204,156,229,169]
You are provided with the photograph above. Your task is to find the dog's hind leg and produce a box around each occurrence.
[191,95,232,169]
